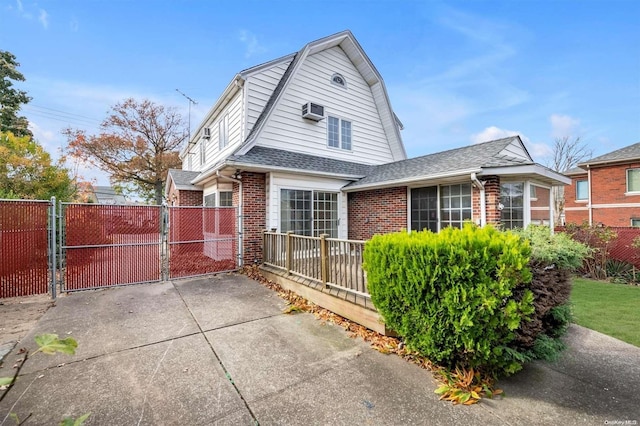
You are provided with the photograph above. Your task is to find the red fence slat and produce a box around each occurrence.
[168,206,237,278]
[0,200,50,297]
[63,204,162,290]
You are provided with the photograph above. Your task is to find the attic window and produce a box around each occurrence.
[331,73,346,88]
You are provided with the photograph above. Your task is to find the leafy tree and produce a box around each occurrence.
[0,50,32,138]
[0,131,75,201]
[548,136,593,226]
[63,98,186,204]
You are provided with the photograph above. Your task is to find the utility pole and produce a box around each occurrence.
[175,89,197,147]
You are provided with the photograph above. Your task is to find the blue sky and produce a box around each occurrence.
[1,0,639,185]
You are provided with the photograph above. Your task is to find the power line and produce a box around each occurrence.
[24,107,100,126]
[28,104,101,123]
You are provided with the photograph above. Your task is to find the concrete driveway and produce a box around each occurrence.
[1,274,638,425]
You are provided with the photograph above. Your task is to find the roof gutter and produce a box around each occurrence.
[471,172,486,227]
[342,168,482,192]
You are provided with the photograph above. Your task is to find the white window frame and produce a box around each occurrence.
[440,183,472,229]
[631,218,640,228]
[279,188,339,238]
[327,116,352,151]
[500,181,525,230]
[199,140,206,166]
[204,193,216,207]
[626,168,640,194]
[330,73,347,89]
[219,191,233,207]
[219,114,229,150]
[576,179,589,201]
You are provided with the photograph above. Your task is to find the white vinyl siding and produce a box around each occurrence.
[199,91,243,170]
[497,140,531,162]
[245,61,291,133]
[256,46,394,165]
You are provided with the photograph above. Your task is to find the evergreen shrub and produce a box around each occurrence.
[511,226,589,361]
[364,224,534,376]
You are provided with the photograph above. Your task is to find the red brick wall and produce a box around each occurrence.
[348,187,407,240]
[592,208,640,227]
[483,176,501,226]
[178,190,203,206]
[591,162,640,204]
[564,172,588,225]
[565,163,640,227]
[241,172,266,264]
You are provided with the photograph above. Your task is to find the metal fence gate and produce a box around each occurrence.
[59,204,238,292]
[167,206,237,279]
[60,203,163,291]
[1,199,239,297]
[0,199,54,298]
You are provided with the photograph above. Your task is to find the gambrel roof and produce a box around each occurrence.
[234,30,406,162]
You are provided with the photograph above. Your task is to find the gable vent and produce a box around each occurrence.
[302,102,325,121]
[203,127,211,138]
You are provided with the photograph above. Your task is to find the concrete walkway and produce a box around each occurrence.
[0,274,638,425]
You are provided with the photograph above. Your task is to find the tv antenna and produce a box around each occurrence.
[176,89,197,146]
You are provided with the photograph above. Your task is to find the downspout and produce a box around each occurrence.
[217,171,243,267]
[471,173,486,227]
[587,166,593,226]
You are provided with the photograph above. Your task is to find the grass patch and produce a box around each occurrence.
[571,278,640,347]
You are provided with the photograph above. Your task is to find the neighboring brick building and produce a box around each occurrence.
[564,142,640,227]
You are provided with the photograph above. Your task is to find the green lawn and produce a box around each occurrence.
[571,278,640,347]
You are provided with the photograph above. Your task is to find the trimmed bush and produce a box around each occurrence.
[364,224,534,376]
[511,226,589,361]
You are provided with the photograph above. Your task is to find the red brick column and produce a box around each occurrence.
[240,172,266,264]
[483,176,501,226]
[348,187,407,240]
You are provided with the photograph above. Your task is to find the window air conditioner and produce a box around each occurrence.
[302,102,325,121]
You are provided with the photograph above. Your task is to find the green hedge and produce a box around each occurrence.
[364,224,534,376]
[511,226,589,362]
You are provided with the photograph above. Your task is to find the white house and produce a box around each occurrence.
[166,30,569,264]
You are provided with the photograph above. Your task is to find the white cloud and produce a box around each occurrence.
[527,142,553,160]
[38,8,48,29]
[16,0,23,12]
[470,126,521,144]
[550,114,580,139]
[470,126,553,162]
[238,29,266,58]
[28,121,56,146]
